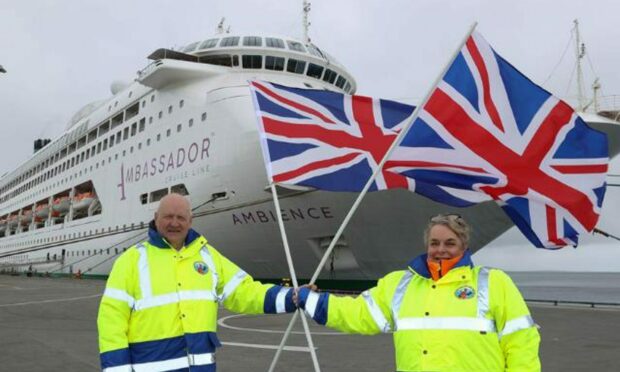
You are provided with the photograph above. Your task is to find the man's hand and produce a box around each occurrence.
[293,284,318,306]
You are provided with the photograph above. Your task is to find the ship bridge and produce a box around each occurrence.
[142,33,357,94]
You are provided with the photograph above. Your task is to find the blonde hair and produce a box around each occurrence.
[423,214,471,248]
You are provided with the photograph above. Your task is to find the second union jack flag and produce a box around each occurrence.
[385,31,609,248]
[249,81,415,191]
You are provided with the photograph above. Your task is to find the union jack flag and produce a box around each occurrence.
[384,31,609,248]
[249,81,415,191]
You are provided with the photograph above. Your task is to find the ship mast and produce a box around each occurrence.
[302,0,311,43]
[574,19,586,111]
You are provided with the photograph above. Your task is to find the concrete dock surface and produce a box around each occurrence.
[1,275,619,371]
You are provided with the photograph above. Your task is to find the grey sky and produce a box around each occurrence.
[1,0,619,268]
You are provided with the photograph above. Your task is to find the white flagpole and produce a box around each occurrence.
[268,183,321,372]
[267,22,478,371]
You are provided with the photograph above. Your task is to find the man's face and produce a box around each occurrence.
[155,197,192,248]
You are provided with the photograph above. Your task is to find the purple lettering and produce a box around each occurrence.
[176,148,186,167]
[232,214,242,225]
[125,166,134,183]
[188,143,198,163]
[142,162,149,179]
[135,164,141,182]
[242,212,255,223]
[280,209,290,222]
[290,208,304,220]
[201,138,210,159]
[166,153,175,171]
[150,159,157,176]
[158,155,166,173]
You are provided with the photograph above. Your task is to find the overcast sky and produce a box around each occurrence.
[1,0,619,269]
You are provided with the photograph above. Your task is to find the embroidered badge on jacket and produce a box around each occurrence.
[194,261,209,275]
[454,286,475,299]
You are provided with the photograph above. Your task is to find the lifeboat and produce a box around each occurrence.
[8,214,18,228]
[73,192,96,211]
[52,196,70,214]
[35,204,50,221]
[21,210,33,225]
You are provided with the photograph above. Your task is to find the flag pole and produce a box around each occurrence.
[268,183,321,372]
[267,21,478,370]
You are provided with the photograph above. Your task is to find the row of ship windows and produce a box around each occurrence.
[182,36,323,58]
[0,92,166,198]
[1,109,207,209]
[0,97,197,205]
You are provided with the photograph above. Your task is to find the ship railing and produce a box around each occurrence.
[598,94,620,122]
[526,298,620,309]
[136,60,164,80]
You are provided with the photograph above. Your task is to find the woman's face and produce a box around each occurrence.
[427,224,465,262]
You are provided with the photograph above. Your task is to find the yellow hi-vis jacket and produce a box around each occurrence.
[299,250,541,372]
[98,225,295,372]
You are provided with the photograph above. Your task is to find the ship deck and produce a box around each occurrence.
[1,275,619,371]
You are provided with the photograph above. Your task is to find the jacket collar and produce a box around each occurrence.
[408,249,474,279]
[147,220,201,249]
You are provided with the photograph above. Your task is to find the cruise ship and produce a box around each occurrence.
[1,25,619,284]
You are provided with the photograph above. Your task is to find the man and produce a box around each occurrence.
[98,193,295,371]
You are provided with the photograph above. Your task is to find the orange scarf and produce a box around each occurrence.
[427,254,463,281]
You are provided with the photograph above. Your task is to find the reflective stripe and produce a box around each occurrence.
[136,243,152,298]
[220,269,248,303]
[362,290,391,333]
[397,317,497,332]
[275,287,290,314]
[500,315,535,338]
[304,291,320,318]
[477,267,490,318]
[103,288,135,309]
[102,365,132,372]
[132,356,189,372]
[134,291,217,311]
[391,271,413,329]
[200,246,219,297]
[189,352,215,366]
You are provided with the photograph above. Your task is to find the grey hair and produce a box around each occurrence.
[423,214,471,248]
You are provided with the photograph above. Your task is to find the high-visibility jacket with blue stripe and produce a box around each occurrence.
[97,225,295,372]
[299,250,541,371]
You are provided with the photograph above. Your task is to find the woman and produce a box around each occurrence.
[297,213,541,371]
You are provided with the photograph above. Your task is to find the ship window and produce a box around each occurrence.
[189,118,194,127]
[91,146,96,156]
[80,152,85,162]
[266,37,285,48]
[141,101,145,108]
[344,81,352,93]
[138,143,142,150]
[88,129,97,143]
[108,136,114,148]
[85,150,90,160]
[220,36,239,47]
[242,55,262,69]
[199,38,219,49]
[123,127,129,140]
[287,58,306,74]
[126,103,139,120]
[199,54,234,67]
[177,124,182,132]
[307,44,324,58]
[336,76,346,88]
[130,146,133,154]
[168,105,173,114]
[243,36,262,47]
[157,134,161,142]
[232,55,239,66]
[323,69,337,84]
[147,138,151,146]
[111,112,124,129]
[171,184,189,195]
[151,95,155,102]
[77,136,86,148]
[122,150,126,157]
[150,188,168,203]
[179,100,184,108]
[139,118,145,132]
[166,129,171,137]
[140,193,148,205]
[182,42,199,53]
[265,56,285,71]
[131,122,137,136]
[116,132,121,144]
[158,111,163,119]
[201,113,207,121]
[287,41,306,53]
[99,121,110,135]
[306,63,324,79]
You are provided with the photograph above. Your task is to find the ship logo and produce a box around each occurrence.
[194,261,209,275]
[454,286,475,300]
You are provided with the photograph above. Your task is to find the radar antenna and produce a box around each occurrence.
[217,17,226,34]
[302,0,311,43]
